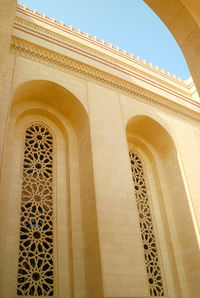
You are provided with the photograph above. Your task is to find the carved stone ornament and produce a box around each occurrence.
[10,36,200,122]
[129,150,165,296]
[17,123,54,296]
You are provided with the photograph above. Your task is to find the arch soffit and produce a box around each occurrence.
[125,108,172,135]
[11,80,90,135]
[143,0,200,93]
[13,103,75,143]
[126,114,176,155]
[12,72,88,112]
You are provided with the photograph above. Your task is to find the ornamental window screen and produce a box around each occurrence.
[17,123,54,296]
[129,150,164,296]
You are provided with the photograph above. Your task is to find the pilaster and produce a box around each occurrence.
[0,0,17,178]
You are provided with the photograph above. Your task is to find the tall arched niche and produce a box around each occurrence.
[0,80,103,298]
[126,115,200,297]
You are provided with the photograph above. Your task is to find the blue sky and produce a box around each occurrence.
[18,0,191,80]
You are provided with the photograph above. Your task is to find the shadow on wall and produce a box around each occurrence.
[126,115,200,297]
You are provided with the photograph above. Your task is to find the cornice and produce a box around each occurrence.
[15,15,200,107]
[10,36,200,122]
[15,7,188,88]
[15,16,178,88]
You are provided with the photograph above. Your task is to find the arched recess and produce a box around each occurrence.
[126,115,200,297]
[143,0,200,94]
[0,80,103,298]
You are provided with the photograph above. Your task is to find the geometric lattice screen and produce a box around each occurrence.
[129,150,165,296]
[17,123,54,296]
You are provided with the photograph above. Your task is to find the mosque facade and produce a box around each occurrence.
[1,2,200,297]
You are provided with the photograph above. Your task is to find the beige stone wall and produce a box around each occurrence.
[1,3,200,297]
[0,50,200,297]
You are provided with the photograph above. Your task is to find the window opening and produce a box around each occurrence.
[17,123,54,296]
[129,150,164,296]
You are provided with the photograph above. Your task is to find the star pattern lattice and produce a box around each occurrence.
[129,150,164,296]
[17,123,54,296]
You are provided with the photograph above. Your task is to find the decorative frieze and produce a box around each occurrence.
[10,36,200,122]
[14,15,186,86]
[15,5,186,84]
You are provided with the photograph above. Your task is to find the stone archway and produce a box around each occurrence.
[144,0,200,93]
